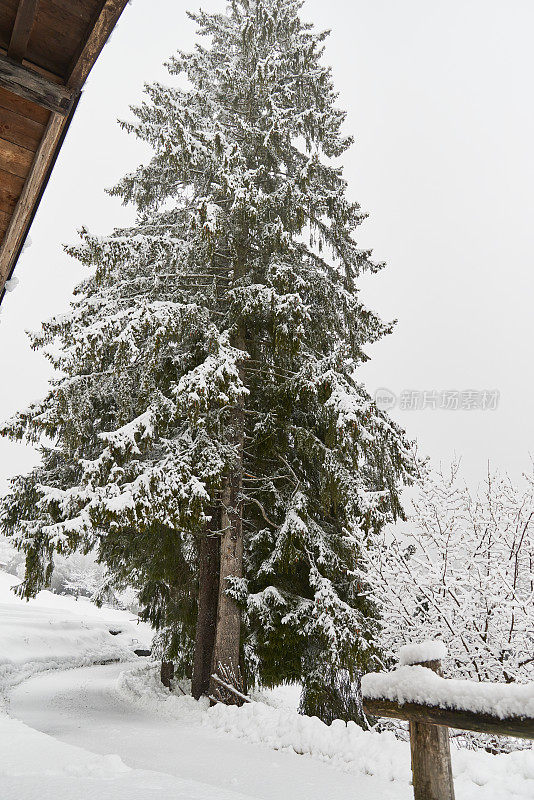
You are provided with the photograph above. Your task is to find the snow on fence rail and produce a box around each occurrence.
[362,641,534,800]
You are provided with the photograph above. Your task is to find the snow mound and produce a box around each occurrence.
[0,714,130,779]
[399,640,447,666]
[362,665,534,720]
[117,662,410,782]
[117,663,534,796]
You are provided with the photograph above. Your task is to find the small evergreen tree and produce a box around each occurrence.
[0,0,416,718]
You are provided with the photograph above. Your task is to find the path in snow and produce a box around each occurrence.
[8,662,407,800]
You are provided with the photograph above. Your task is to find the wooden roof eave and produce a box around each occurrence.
[0,0,129,306]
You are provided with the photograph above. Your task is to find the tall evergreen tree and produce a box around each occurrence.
[0,0,416,716]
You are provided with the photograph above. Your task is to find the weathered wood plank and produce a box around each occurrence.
[0,133,33,176]
[0,207,11,239]
[410,719,455,800]
[46,0,95,26]
[23,0,98,77]
[0,166,26,194]
[0,2,19,52]
[0,207,12,227]
[8,0,40,63]
[363,697,534,741]
[0,0,127,301]
[0,109,67,290]
[0,176,24,212]
[67,0,129,89]
[0,85,50,124]
[0,53,74,114]
[0,191,17,214]
[0,103,44,149]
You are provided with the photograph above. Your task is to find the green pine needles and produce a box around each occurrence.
[0,0,416,721]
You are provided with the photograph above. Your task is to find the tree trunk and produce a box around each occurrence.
[191,510,220,700]
[210,353,245,695]
[160,660,174,690]
[210,471,243,691]
[209,254,246,699]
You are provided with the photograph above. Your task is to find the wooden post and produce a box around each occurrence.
[409,657,455,800]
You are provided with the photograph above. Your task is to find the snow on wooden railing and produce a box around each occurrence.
[362,641,534,800]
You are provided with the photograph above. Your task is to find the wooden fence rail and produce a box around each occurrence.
[362,650,534,800]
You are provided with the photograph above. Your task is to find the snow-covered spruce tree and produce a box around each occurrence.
[0,0,416,717]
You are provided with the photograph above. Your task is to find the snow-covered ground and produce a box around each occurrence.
[0,570,151,692]
[1,568,533,799]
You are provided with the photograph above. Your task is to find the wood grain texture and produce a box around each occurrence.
[363,697,534,741]
[0,103,44,148]
[409,659,454,800]
[0,109,66,289]
[0,84,51,124]
[409,718,455,800]
[17,0,98,77]
[0,207,12,226]
[0,207,11,240]
[8,0,40,62]
[0,133,33,176]
[0,165,25,193]
[0,53,74,114]
[0,0,127,301]
[0,1,19,53]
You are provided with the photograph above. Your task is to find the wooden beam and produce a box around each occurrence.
[8,0,41,63]
[0,54,75,117]
[363,697,534,741]
[0,86,50,125]
[0,1,130,304]
[0,54,74,115]
[0,110,68,294]
[67,0,129,90]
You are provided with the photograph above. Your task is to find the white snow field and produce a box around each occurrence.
[0,569,151,691]
[1,569,533,799]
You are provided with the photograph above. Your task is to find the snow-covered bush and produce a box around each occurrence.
[49,553,105,598]
[367,462,534,751]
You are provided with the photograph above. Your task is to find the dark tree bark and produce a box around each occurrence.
[191,509,221,700]
[210,471,243,692]
[160,660,175,690]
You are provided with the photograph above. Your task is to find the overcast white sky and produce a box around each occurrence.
[1,0,533,493]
